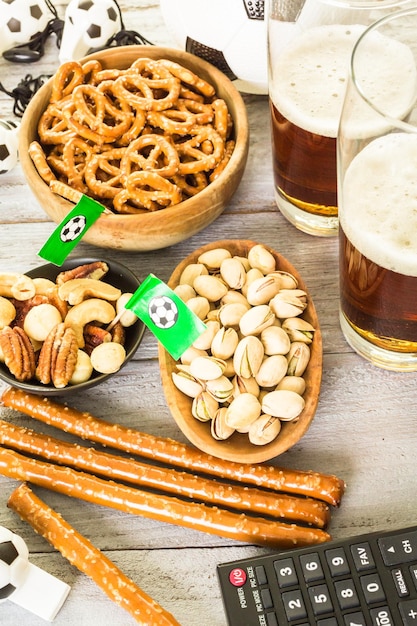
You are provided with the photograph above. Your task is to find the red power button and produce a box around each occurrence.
[229,568,247,587]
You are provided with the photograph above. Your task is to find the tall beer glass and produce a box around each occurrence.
[338,7,417,371]
[268,0,410,237]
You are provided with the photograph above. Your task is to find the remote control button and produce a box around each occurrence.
[344,611,366,626]
[308,583,333,615]
[261,588,273,610]
[300,552,324,582]
[350,542,375,571]
[392,567,409,597]
[274,557,298,588]
[399,598,417,625]
[378,530,417,565]
[281,589,307,621]
[255,565,268,586]
[228,567,247,587]
[360,572,385,604]
[370,606,394,626]
[265,612,278,626]
[325,547,350,577]
[334,578,360,610]
[317,618,338,626]
[409,564,417,589]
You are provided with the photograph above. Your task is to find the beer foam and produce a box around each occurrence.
[269,24,416,138]
[341,133,417,277]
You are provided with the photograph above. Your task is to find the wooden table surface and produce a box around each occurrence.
[0,3,416,625]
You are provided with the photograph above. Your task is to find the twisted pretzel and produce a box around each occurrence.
[114,171,182,212]
[120,134,180,179]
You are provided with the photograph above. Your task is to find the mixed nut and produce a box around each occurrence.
[0,262,139,388]
[171,244,316,446]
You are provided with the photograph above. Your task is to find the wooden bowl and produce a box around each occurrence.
[18,46,249,252]
[158,240,323,464]
[0,258,145,395]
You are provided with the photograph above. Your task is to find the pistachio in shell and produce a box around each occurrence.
[174,283,196,302]
[189,355,226,381]
[269,290,307,319]
[179,263,208,286]
[247,244,276,274]
[193,274,228,302]
[261,389,305,421]
[255,354,288,388]
[224,392,262,429]
[211,326,239,360]
[248,414,282,445]
[282,317,315,344]
[286,342,311,376]
[233,335,264,378]
[192,391,219,422]
[197,248,232,269]
[192,320,220,351]
[239,304,275,336]
[205,375,234,402]
[246,276,279,306]
[276,375,306,395]
[219,301,250,328]
[186,296,210,320]
[219,257,247,290]
[171,368,204,398]
[260,325,291,356]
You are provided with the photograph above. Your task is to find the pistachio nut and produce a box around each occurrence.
[239,304,275,336]
[233,335,264,378]
[241,267,264,297]
[205,375,234,402]
[220,289,250,307]
[260,325,291,356]
[232,374,260,398]
[255,354,288,388]
[246,276,279,306]
[189,355,226,381]
[219,257,247,290]
[171,368,204,398]
[174,283,196,302]
[219,301,250,327]
[266,271,298,290]
[224,392,262,429]
[261,389,305,421]
[193,274,228,302]
[269,289,307,319]
[233,255,251,271]
[276,375,306,395]
[180,346,208,365]
[211,407,235,440]
[223,357,236,378]
[247,244,276,274]
[282,317,315,344]
[197,247,232,269]
[186,296,210,320]
[192,391,219,422]
[211,326,239,360]
[179,263,208,286]
[286,341,311,376]
[248,414,282,446]
[193,320,220,351]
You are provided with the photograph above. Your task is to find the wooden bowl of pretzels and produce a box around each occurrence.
[18,46,249,252]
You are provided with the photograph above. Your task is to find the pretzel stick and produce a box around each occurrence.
[0,446,331,548]
[0,419,330,528]
[1,388,345,506]
[8,483,181,626]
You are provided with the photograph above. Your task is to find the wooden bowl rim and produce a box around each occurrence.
[158,239,323,464]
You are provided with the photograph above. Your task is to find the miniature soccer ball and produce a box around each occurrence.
[0,526,29,602]
[59,0,122,62]
[148,296,178,330]
[0,0,53,55]
[0,121,19,175]
[160,0,267,94]
[60,215,86,242]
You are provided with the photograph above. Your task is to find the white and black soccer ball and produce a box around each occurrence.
[0,526,29,602]
[0,120,19,175]
[0,0,53,55]
[60,214,86,242]
[160,0,267,94]
[148,295,178,330]
[59,0,122,62]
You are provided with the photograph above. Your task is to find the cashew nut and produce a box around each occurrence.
[64,298,116,347]
[0,272,36,301]
[58,278,122,306]
[32,277,56,295]
[0,296,16,330]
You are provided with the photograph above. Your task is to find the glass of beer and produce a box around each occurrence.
[268,0,410,237]
[338,7,417,371]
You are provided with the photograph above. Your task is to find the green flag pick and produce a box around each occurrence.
[125,274,207,360]
[38,195,106,266]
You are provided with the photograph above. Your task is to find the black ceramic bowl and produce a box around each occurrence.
[0,257,145,395]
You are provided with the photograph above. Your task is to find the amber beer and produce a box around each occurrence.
[269,24,364,232]
[339,133,417,355]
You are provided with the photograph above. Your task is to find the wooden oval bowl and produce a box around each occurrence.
[158,240,322,463]
[18,46,249,252]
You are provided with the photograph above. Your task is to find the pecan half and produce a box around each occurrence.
[36,323,78,388]
[0,326,36,381]
[56,261,109,285]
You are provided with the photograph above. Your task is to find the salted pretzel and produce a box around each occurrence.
[177,126,225,174]
[120,134,180,179]
[28,141,56,184]
[50,60,84,103]
[114,171,182,212]
[84,147,125,199]
[72,83,133,140]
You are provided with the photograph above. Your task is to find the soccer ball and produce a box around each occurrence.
[0,120,19,175]
[160,0,267,94]
[60,215,86,242]
[0,526,29,602]
[0,0,53,55]
[59,0,122,63]
[148,296,178,329]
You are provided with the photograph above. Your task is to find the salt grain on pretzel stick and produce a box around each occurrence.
[0,419,330,528]
[0,447,331,548]
[1,388,345,506]
[8,483,181,626]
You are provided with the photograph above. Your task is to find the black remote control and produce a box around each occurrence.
[217,525,417,625]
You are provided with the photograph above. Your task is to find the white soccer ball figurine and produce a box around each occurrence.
[0,526,29,602]
[160,0,267,94]
[59,0,122,63]
[0,120,19,175]
[149,296,178,329]
[0,0,53,55]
